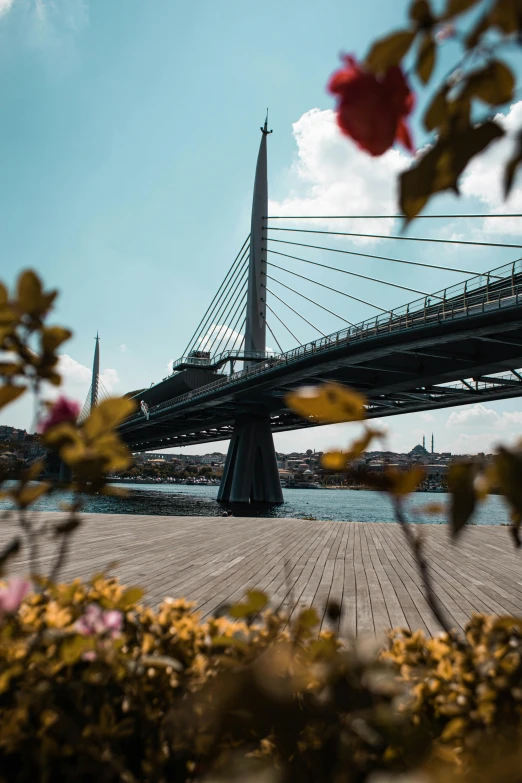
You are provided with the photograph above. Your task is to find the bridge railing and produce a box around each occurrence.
[167,350,269,376]
[124,257,522,425]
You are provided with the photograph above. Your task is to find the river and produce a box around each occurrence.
[0,483,511,525]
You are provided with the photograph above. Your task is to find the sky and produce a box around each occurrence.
[1,0,522,456]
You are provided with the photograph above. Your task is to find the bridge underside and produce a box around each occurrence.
[120,303,522,452]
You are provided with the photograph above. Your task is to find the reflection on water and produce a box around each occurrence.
[0,482,511,525]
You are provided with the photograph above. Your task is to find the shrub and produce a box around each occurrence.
[0,576,432,783]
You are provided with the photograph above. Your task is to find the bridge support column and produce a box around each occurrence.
[217,415,283,505]
[59,460,72,483]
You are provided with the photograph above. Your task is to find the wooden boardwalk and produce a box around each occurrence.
[3,513,522,636]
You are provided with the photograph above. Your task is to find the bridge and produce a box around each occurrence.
[96,118,522,505]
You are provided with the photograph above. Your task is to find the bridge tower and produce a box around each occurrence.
[217,116,283,505]
[60,333,101,481]
[90,332,100,411]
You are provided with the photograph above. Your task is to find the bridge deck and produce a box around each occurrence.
[4,513,522,636]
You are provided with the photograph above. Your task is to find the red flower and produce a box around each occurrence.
[39,396,80,433]
[328,56,415,156]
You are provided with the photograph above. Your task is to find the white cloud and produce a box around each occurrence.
[460,101,522,235]
[0,0,14,16]
[197,324,243,352]
[419,412,435,422]
[45,354,119,404]
[0,0,90,49]
[120,344,127,352]
[446,404,500,428]
[268,108,409,242]
[446,403,522,432]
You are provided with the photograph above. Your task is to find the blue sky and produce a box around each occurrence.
[1,0,522,456]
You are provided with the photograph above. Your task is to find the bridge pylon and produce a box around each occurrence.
[218,116,283,505]
[90,332,100,411]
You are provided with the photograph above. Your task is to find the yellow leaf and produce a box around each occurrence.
[0,362,20,376]
[416,34,436,85]
[448,462,479,537]
[409,0,433,24]
[229,590,268,618]
[321,428,381,471]
[490,0,520,34]
[321,451,349,471]
[504,129,522,197]
[21,459,46,483]
[17,482,51,509]
[61,635,95,665]
[417,502,446,515]
[42,421,79,446]
[495,447,522,545]
[286,383,366,424]
[400,120,504,221]
[294,607,319,633]
[117,586,144,609]
[441,717,467,741]
[0,307,17,326]
[365,29,416,73]
[386,466,425,496]
[0,385,25,410]
[462,60,515,106]
[17,270,43,314]
[211,634,249,651]
[83,397,136,440]
[41,326,72,354]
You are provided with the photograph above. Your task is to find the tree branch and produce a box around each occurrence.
[393,499,453,636]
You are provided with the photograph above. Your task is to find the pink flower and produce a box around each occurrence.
[39,396,80,433]
[76,604,123,638]
[0,578,30,618]
[103,610,123,634]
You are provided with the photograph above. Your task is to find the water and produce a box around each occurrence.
[0,482,510,525]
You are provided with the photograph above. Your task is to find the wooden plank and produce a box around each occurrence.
[3,512,522,638]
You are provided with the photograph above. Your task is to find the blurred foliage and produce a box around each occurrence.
[1,576,522,782]
[0,270,136,582]
[361,0,522,219]
[386,613,522,775]
[0,576,432,783]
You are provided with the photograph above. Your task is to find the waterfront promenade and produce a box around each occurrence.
[3,513,522,636]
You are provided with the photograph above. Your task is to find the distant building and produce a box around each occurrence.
[0,426,26,443]
[200,452,226,465]
[409,444,429,459]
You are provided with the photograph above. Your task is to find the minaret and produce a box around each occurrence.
[244,112,272,363]
[431,433,434,454]
[90,333,100,411]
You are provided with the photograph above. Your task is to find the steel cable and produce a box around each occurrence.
[267,248,439,298]
[265,273,354,325]
[266,225,522,249]
[266,237,496,277]
[267,262,388,313]
[184,236,250,355]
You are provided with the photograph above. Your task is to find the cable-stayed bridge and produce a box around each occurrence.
[112,118,522,504]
